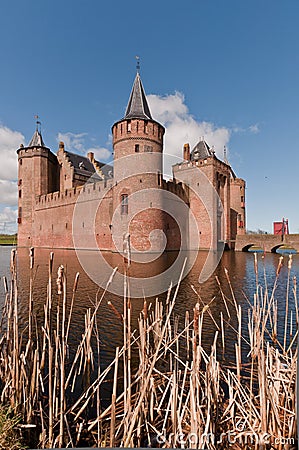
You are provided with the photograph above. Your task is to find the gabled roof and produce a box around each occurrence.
[28,129,45,147]
[191,140,213,161]
[65,151,95,175]
[124,72,152,120]
[65,151,113,179]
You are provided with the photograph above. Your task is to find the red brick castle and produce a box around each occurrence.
[17,71,246,251]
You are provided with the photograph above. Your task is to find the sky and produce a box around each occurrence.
[0,0,298,234]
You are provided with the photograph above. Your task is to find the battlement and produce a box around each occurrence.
[18,145,58,165]
[173,156,231,172]
[35,178,114,210]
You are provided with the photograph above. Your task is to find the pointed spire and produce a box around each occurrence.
[124,72,152,120]
[28,116,46,147]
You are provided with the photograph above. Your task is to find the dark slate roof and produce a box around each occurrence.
[28,129,45,147]
[191,140,213,161]
[124,73,152,120]
[65,151,95,175]
[65,151,113,179]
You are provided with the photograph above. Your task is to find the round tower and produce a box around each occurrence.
[109,71,169,254]
[112,71,165,182]
[17,124,59,246]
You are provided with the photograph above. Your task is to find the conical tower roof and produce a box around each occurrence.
[124,72,152,120]
[28,128,45,147]
[191,140,213,161]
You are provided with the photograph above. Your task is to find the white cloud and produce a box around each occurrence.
[232,123,260,134]
[248,124,259,134]
[0,180,18,206]
[147,92,230,164]
[0,126,24,217]
[87,147,111,161]
[57,132,87,153]
[0,126,24,181]
[57,132,111,161]
[0,206,17,233]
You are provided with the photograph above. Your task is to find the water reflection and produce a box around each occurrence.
[0,246,298,364]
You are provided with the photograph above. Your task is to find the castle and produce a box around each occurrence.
[17,70,246,252]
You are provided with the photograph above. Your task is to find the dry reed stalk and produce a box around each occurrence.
[110,346,119,447]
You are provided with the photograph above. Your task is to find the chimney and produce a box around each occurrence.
[87,151,94,163]
[183,143,190,161]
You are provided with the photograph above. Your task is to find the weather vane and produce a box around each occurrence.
[34,114,41,132]
[136,55,140,73]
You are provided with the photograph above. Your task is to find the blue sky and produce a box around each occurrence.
[0,0,298,233]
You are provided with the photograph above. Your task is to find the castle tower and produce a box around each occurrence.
[112,71,165,181]
[110,70,167,253]
[17,123,59,246]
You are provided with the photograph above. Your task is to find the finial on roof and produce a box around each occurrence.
[136,55,140,74]
[124,66,152,120]
[34,114,42,133]
[223,145,229,164]
[28,115,45,147]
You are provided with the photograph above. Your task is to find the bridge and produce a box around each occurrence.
[235,234,299,253]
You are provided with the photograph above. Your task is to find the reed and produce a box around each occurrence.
[0,248,297,448]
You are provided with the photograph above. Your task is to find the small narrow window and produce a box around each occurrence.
[158,171,161,186]
[18,206,22,218]
[19,159,22,165]
[241,196,244,202]
[144,121,148,134]
[135,144,139,153]
[19,190,22,198]
[127,120,131,132]
[136,121,139,132]
[121,194,128,215]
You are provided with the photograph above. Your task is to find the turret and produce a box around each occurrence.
[110,70,168,253]
[17,122,59,246]
[112,71,165,182]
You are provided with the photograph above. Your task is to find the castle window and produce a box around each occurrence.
[19,190,22,198]
[19,159,22,165]
[135,144,139,153]
[18,206,22,218]
[120,124,123,134]
[127,120,131,132]
[144,121,148,134]
[136,121,139,132]
[144,145,153,153]
[18,179,22,186]
[121,194,128,215]
[241,195,244,202]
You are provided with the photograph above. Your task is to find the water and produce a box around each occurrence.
[0,246,298,364]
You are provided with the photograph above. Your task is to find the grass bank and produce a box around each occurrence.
[0,233,17,245]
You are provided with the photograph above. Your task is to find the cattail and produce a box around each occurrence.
[29,247,34,270]
[56,265,64,294]
[276,256,283,276]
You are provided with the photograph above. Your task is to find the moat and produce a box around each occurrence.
[0,246,297,362]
